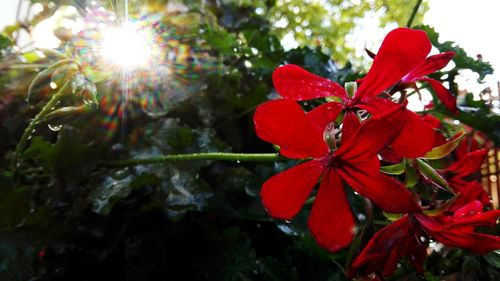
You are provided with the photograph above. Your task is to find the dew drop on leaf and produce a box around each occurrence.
[48,124,62,131]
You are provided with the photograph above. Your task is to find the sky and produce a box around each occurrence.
[0,0,499,94]
[0,1,19,29]
[424,0,500,94]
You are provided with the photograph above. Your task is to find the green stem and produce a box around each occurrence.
[8,64,50,69]
[406,0,423,27]
[14,82,70,160]
[99,153,282,167]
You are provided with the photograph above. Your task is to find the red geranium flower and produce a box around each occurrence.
[454,128,493,159]
[442,149,491,209]
[401,51,458,114]
[350,199,500,277]
[348,215,427,277]
[272,28,438,158]
[253,100,420,252]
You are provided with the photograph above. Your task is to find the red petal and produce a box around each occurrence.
[355,28,431,99]
[342,110,361,143]
[432,131,447,147]
[449,201,499,228]
[260,160,325,220]
[391,110,435,158]
[273,64,347,101]
[433,229,500,254]
[453,200,483,219]
[449,182,491,211]
[308,169,356,252]
[446,149,488,177]
[403,51,455,82]
[379,147,403,164]
[306,102,343,135]
[422,114,442,129]
[358,98,435,158]
[423,78,458,114]
[340,162,421,213]
[254,100,329,159]
[335,106,405,164]
[416,213,500,253]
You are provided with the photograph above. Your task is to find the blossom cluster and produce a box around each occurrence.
[253,28,500,278]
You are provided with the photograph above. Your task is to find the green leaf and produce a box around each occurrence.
[405,164,419,188]
[422,132,465,160]
[416,25,494,81]
[82,67,111,83]
[380,160,406,175]
[0,33,12,50]
[423,194,459,216]
[416,158,454,194]
[383,212,404,222]
[484,251,500,269]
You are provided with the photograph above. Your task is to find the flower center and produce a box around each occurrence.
[323,155,342,169]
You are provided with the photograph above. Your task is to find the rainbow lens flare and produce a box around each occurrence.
[71,3,219,141]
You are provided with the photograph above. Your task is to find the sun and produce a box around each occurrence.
[99,23,156,70]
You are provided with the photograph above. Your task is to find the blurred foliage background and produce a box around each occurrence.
[0,0,498,280]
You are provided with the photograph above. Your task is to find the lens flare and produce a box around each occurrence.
[71,3,219,141]
[99,23,154,70]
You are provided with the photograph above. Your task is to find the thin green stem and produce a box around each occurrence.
[7,64,50,69]
[406,0,423,27]
[13,82,70,161]
[99,153,282,168]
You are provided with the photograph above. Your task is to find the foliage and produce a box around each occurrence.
[266,0,428,63]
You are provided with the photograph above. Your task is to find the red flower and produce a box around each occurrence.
[414,200,500,253]
[348,215,427,277]
[272,28,437,158]
[445,149,488,181]
[442,149,491,209]
[253,100,420,252]
[401,51,458,114]
[350,200,500,277]
[454,128,493,159]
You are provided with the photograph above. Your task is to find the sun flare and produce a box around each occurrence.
[99,23,156,70]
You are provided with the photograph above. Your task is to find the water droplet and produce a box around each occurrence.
[71,73,86,92]
[50,82,58,89]
[48,124,62,131]
[81,83,97,105]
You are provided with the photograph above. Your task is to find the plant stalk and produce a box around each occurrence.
[99,153,282,167]
[406,0,423,27]
[13,81,70,162]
